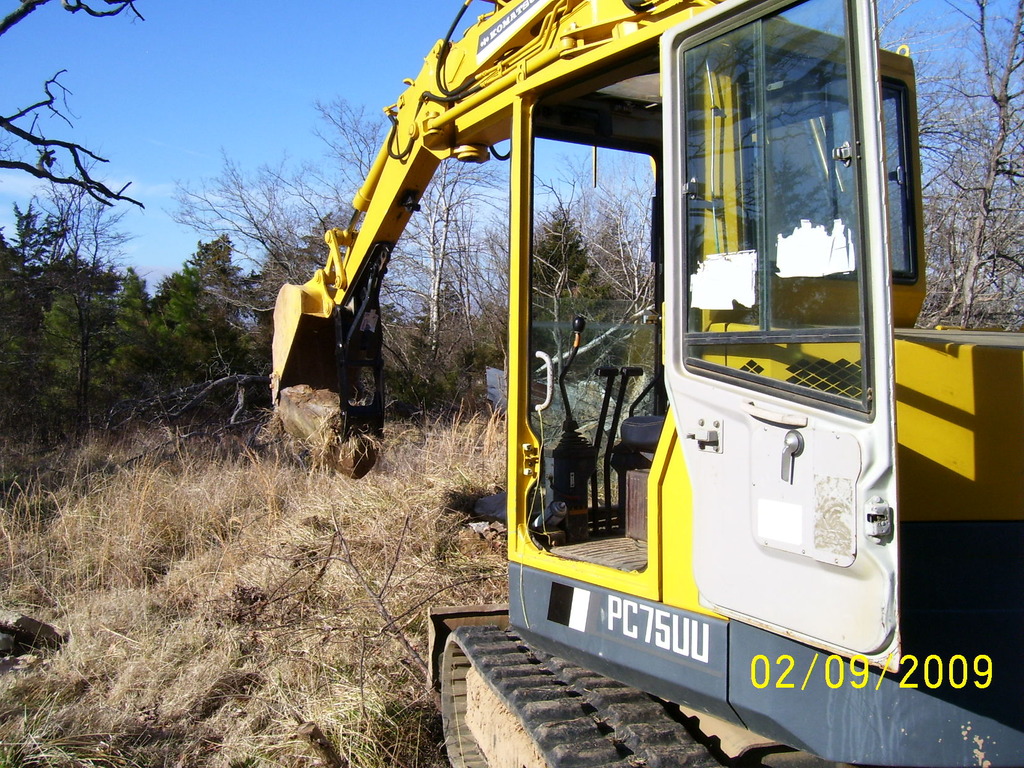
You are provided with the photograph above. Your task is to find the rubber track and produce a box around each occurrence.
[450,624,722,768]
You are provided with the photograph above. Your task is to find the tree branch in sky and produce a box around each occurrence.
[1,0,145,207]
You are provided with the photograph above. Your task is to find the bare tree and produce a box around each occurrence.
[916,0,1024,329]
[391,158,502,355]
[174,155,337,299]
[174,100,391,312]
[533,148,656,329]
[312,98,388,201]
[1,0,145,207]
[578,152,656,318]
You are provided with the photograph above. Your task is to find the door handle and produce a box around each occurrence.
[742,401,808,428]
[781,430,804,483]
[535,351,553,412]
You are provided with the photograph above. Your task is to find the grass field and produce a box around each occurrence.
[0,416,507,767]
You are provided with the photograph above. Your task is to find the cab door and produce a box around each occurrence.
[661,0,899,664]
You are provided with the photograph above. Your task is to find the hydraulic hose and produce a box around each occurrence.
[425,0,483,103]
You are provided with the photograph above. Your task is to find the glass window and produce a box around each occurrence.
[681,0,870,409]
[882,80,917,280]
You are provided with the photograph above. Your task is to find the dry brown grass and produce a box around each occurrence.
[0,415,507,767]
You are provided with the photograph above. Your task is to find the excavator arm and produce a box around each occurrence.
[271,0,718,474]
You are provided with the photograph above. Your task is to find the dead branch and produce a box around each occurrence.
[330,511,429,678]
[1,1,143,37]
[61,0,144,20]
[1,73,143,207]
[0,1,49,38]
[229,534,341,625]
[296,721,347,768]
[105,374,271,429]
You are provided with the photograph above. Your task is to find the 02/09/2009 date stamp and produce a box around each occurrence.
[749,653,993,691]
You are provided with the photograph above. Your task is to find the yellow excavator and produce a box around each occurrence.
[272,0,1024,765]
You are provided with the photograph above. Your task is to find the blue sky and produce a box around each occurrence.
[0,1,463,285]
[0,0,956,288]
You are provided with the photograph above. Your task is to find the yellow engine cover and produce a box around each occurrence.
[895,328,1024,522]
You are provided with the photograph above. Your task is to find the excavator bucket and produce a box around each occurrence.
[271,282,375,478]
[271,244,391,478]
[272,282,338,406]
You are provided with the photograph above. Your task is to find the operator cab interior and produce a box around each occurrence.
[527,53,664,571]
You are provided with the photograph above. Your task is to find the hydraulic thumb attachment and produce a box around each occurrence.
[272,240,392,478]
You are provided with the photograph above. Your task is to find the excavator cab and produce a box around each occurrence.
[516,6,911,602]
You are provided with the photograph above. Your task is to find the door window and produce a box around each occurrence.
[682,0,871,410]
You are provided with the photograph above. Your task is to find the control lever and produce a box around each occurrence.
[550,317,597,543]
[591,366,619,510]
[557,316,587,430]
[605,367,643,511]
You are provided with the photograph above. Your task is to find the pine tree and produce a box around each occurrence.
[150,237,258,387]
[0,206,62,436]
